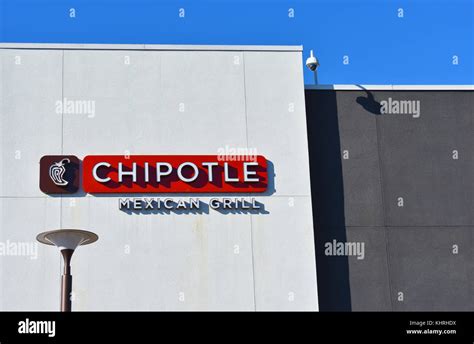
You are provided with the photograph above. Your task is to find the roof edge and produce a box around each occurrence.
[0,43,303,52]
[305,84,474,90]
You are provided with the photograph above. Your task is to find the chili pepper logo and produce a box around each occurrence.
[49,158,70,186]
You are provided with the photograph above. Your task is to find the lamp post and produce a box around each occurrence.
[36,229,98,312]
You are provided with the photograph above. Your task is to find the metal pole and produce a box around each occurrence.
[60,249,74,312]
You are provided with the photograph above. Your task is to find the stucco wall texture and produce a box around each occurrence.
[0,44,318,311]
[306,88,473,311]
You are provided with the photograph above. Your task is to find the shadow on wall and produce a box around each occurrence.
[305,89,352,311]
[355,86,382,115]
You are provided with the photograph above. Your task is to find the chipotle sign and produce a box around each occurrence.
[40,155,268,194]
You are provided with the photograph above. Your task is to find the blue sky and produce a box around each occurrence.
[0,0,472,85]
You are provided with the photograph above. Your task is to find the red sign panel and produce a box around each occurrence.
[82,155,268,193]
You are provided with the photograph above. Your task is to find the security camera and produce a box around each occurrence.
[305,50,319,71]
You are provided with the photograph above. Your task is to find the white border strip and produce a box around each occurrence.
[0,43,302,52]
[305,84,474,90]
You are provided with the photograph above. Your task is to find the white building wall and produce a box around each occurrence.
[0,44,318,311]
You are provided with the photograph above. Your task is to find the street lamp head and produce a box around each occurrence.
[36,229,98,312]
[36,229,98,251]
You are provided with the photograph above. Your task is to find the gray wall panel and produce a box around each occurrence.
[314,226,352,311]
[61,197,255,311]
[245,52,312,197]
[346,227,392,311]
[388,226,473,311]
[335,91,384,226]
[377,91,473,226]
[306,89,473,311]
[251,196,318,310]
[159,51,248,153]
[0,50,63,197]
[63,50,162,155]
[0,198,60,310]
